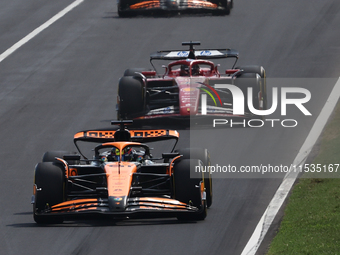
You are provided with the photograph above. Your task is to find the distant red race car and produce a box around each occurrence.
[117,41,267,122]
[117,0,233,17]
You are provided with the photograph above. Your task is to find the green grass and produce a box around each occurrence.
[266,103,340,255]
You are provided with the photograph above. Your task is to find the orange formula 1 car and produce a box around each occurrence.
[32,121,212,224]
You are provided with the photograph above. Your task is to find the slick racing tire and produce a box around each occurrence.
[33,162,65,224]
[174,148,212,208]
[236,65,267,110]
[173,159,207,221]
[42,151,79,165]
[118,76,144,119]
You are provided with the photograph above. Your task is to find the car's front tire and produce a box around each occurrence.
[174,148,212,208]
[33,162,65,224]
[173,159,207,221]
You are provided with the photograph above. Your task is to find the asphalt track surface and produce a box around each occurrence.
[0,0,340,254]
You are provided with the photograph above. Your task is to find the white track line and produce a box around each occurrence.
[241,77,340,255]
[0,0,84,63]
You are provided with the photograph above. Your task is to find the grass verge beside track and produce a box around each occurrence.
[266,103,340,254]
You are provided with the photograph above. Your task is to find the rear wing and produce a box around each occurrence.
[74,129,179,143]
[149,42,239,73]
[73,129,179,159]
[150,48,239,61]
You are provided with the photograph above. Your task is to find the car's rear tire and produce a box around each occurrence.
[173,159,207,221]
[174,148,212,208]
[33,162,65,224]
[118,76,144,119]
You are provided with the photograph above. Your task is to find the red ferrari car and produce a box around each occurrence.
[117,41,267,122]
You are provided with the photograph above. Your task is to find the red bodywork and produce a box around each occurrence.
[134,59,241,120]
[117,43,266,122]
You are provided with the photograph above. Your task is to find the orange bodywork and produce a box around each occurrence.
[101,142,141,210]
[131,197,188,209]
[129,0,217,10]
[130,0,160,9]
[105,161,137,197]
[51,199,99,212]
[187,0,217,8]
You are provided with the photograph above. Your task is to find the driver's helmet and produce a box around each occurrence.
[107,147,134,161]
[192,64,200,75]
[108,147,146,162]
[122,147,134,161]
[108,148,120,161]
[180,65,189,76]
[123,147,146,162]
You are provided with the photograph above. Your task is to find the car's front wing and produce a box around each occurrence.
[34,197,200,218]
[124,0,224,13]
